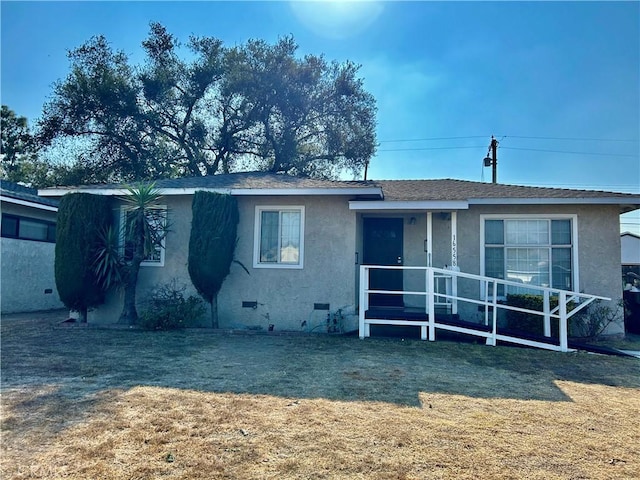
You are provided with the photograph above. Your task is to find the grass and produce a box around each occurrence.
[1,310,639,479]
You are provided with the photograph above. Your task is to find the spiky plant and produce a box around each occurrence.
[118,183,168,325]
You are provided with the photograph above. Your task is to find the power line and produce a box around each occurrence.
[378,145,484,152]
[378,135,639,144]
[505,135,639,143]
[378,136,486,143]
[501,146,638,158]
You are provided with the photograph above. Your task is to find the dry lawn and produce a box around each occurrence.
[2,311,639,479]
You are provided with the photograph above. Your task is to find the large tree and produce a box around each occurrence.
[0,105,55,186]
[225,37,377,178]
[37,23,376,183]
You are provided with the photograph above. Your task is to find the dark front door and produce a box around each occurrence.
[363,217,404,307]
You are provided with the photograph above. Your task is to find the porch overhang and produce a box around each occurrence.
[349,200,469,211]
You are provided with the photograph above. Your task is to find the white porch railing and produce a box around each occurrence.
[359,265,610,352]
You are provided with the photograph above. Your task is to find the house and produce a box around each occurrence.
[622,231,640,334]
[40,172,640,349]
[621,231,640,281]
[1,180,64,313]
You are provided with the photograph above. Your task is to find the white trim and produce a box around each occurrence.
[0,195,58,212]
[470,197,640,206]
[349,200,469,211]
[253,205,305,269]
[119,205,167,267]
[479,213,579,299]
[426,212,433,267]
[451,211,457,267]
[39,186,382,198]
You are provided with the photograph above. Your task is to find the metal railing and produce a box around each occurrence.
[359,265,610,352]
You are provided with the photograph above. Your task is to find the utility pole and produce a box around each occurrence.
[483,136,499,183]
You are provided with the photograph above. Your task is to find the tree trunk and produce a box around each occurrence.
[119,211,145,325]
[77,308,87,323]
[210,295,218,329]
[119,267,140,325]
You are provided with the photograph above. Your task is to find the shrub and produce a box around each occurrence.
[55,193,112,321]
[505,294,573,338]
[188,192,240,328]
[569,300,621,340]
[139,280,206,330]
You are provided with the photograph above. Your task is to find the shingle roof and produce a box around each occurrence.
[52,171,377,192]
[375,178,640,202]
[38,172,639,204]
[0,180,59,207]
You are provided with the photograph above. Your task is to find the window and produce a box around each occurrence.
[254,206,305,268]
[482,216,576,296]
[118,206,167,267]
[1,214,56,243]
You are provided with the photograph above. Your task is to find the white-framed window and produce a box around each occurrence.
[118,206,167,267]
[480,214,578,297]
[253,206,305,269]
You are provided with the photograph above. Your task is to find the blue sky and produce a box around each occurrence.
[1,1,639,231]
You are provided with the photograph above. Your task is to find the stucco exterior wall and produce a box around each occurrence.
[1,203,63,313]
[220,195,357,332]
[89,194,358,332]
[453,204,624,333]
[86,195,625,335]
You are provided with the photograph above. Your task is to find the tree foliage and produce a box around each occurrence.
[188,191,239,328]
[37,23,376,184]
[55,193,112,321]
[0,105,54,186]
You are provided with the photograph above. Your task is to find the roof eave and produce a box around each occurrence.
[39,186,384,199]
[1,194,59,212]
[470,197,640,206]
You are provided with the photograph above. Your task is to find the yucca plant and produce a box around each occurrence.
[118,183,168,325]
[92,225,125,291]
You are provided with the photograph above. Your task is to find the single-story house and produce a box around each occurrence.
[40,172,640,349]
[1,180,64,313]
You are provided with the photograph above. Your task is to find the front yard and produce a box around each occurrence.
[1,311,639,479]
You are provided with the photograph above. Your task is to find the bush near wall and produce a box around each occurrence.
[55,193,112,319]
[505,294,562,338]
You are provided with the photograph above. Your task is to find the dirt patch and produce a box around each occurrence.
[2,311,639,478]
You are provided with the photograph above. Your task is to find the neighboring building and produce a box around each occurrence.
[621,232,640,334]
[40,172,640,346]
[1,180,63,313]
[621,232,640,282]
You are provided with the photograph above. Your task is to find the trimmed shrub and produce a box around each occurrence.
[55,193,112,321]
[506,294,560,337]
[188,192,239,328]
[139,280,206,330]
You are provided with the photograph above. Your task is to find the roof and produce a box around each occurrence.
[376,178,640,202]
[39,171,382,198]
[37,172,640,210]
[1,180,59,210]
[622,232,640,239]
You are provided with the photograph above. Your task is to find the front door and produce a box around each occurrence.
[363,217,404,307]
